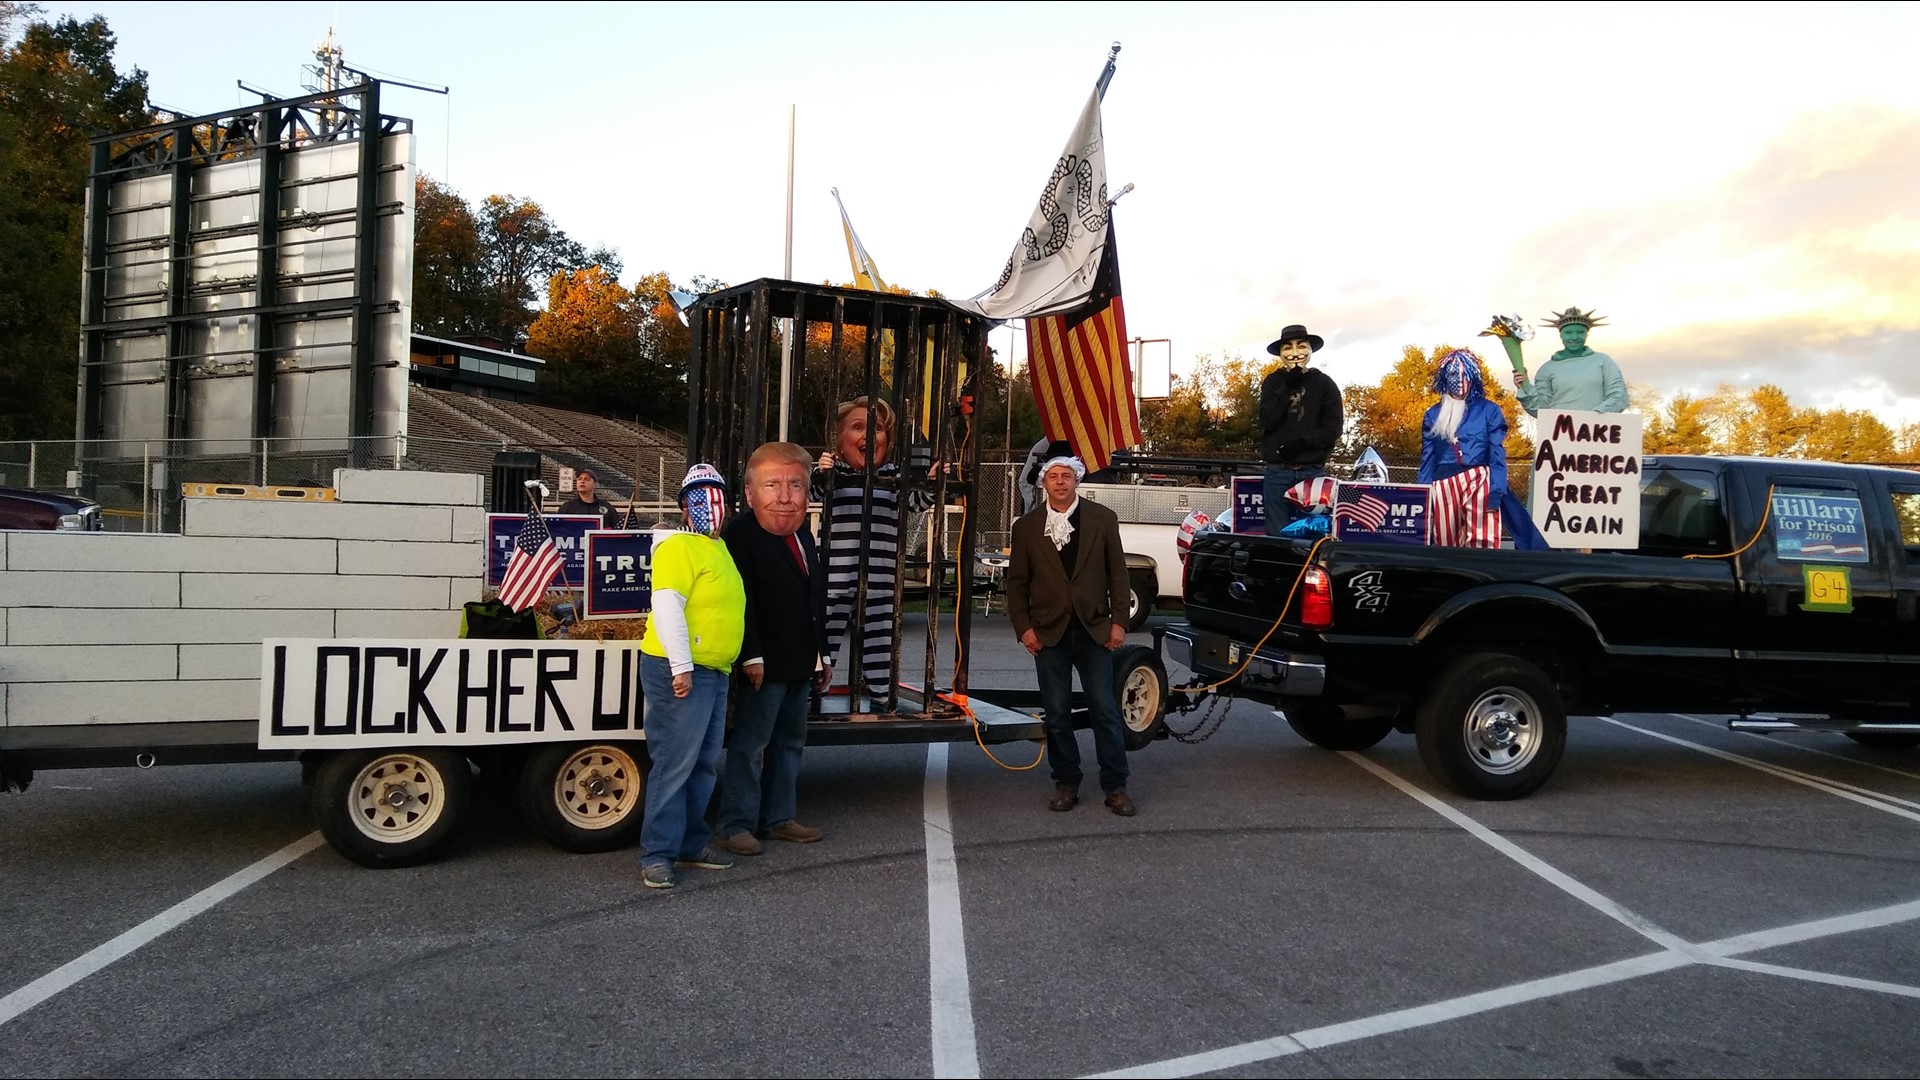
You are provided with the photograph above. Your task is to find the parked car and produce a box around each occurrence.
[0,487,104,531]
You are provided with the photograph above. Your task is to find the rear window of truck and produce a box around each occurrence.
[1638,468,1727,556]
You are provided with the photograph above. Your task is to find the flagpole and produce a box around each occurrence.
[778,104,796,441]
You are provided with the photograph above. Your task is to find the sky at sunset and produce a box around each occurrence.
[42,2,1920,423]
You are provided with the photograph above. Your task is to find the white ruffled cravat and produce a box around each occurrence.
[1043,498,1079,551]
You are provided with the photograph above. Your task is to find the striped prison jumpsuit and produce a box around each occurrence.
[813,462,935,700]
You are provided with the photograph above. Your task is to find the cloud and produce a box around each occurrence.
[1486,105,1920,418]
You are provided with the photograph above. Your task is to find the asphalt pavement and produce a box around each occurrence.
[4,612,1920,1077]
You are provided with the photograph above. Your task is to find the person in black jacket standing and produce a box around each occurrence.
[716,442,832,856]
[1258,324,1343,535]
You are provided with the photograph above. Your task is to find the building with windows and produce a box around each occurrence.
[409,334,543,401]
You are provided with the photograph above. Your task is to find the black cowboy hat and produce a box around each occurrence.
[1266,324,1324,355]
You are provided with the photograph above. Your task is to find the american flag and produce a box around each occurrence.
[1285,475,1339,511]
[498,508,565,612]
[1429,466,1502,548]
[1334,493,1391,532]
[1026,225,1141,473]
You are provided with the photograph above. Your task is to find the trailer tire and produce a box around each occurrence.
[1285,704,1394,751]
[1416,652,1566,800]
[313,748,473,869]
[1114,645,1168,750]
[1845,731,1920,750]
[519,742,649,853]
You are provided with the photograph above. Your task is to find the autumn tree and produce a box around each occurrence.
[0,6,149,439]
[473,194,595,344]
[411,174,483,337]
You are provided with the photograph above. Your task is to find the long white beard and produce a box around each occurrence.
[1433,396,1467,444]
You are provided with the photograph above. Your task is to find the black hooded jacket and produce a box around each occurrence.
[1259,366,1343,466]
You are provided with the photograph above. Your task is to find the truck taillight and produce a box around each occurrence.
[1299,566,1334,629]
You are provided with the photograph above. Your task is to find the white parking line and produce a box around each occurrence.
[0,831,326,1028]
[1338,751,1693,953]
[1671,713,1920,785]
[924,743,981,1079]
[1088,895,1920,1080]
[1602,717,1920,824]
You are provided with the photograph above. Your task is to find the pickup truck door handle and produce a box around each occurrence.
[1766,585,1791,617]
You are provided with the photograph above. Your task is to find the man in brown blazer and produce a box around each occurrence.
[1005,448,1136,816]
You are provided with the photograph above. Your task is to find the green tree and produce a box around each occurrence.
[0,8,149,439]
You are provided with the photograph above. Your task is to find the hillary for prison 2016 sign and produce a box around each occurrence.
[258,639,646,749]
[1531,410,1644,550]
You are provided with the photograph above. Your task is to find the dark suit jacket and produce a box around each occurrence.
[722,511,828,683]
[1006,498,1128,648]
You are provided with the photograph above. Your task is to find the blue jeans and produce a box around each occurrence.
[1263,465,1328,536]
[638,655,728,869]
[717,677,810,838]
[1036,622,1129,794]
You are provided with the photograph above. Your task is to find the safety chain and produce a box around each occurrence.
[1163,684,1234,744]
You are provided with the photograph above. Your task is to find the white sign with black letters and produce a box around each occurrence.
[1531,409,1643,549]
[258,639,647,749]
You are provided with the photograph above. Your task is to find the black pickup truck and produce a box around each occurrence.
[1163,455,1920,799]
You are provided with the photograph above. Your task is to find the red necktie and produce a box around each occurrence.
[786,533,808,575]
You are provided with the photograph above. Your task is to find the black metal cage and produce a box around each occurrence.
[686,279,993,703]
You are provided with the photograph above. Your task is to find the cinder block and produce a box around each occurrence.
[0,644,178,682]
[333,469,483,507]
[338,540,483,577]
[1,608,7,646]
[181,573,450,610]
[450,508,486,544]
[7,608,334,646]
[180,643,264,680]
[334,609,464,640]
[184,499,453,542]
[2,532,8,570]
[5,679,256,726]
[6,532,338,574]
[0,571,179,608]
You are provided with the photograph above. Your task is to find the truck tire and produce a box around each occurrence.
[1126,577,1153,632]
[519,742,649,853]
[1845,732,1920,750]
[1113,645,1168,750]
[312,748,473,869]
[1415,652,1567,800]
[1285,704,1394,751]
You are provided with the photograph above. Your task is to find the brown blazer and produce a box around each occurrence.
[1005,498,1129,647]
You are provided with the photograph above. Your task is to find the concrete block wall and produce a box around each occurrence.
[0,469,486,733]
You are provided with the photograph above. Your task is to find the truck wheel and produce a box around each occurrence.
[519,742,649,853]
[1285,704,1394,751]
[1845,732,1920,750]
[1126,578,1153,632]
[1113,645,1168,750]
[312,748,473,869]
[1415,653,1567,800]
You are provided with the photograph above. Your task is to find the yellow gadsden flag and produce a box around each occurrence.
[831,188,887,293]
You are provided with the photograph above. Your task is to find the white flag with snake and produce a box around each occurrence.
[954,87,1111,321]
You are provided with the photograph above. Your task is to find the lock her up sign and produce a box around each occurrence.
[1530,409,1644,550]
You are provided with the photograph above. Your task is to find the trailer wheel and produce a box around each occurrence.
[519,742,648,853]
[1416,652,1566,800]
[1284,704,1394,751]
[312,748,473,869]
[1845,731,1920,750]
[1113,645,1168,750]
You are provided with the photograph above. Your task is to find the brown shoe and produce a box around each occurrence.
[1048,785,1079,812]
[718,831,763,857]
[1104,790,1136,817]
[764,820,822,844]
